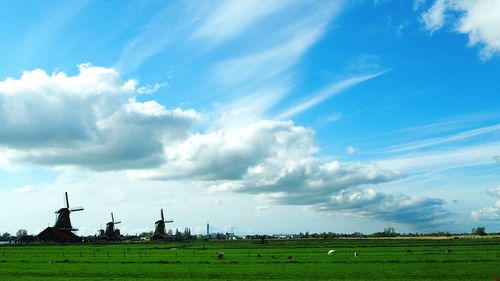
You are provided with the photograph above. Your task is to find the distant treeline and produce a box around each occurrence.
[1,226,493,241]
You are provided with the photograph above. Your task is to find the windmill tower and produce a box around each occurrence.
[54,192,84,230]
[152,209,173,240]
[104,212,121,239]
[37,192,84,243]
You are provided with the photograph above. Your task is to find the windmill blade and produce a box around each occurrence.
[111,212,114,223]
[70,206,84,212]
[165,220,174,223]
[65,192,70,209]
[161,209,164,221]
[114,221,121,225]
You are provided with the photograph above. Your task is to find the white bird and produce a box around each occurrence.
[327,250,335,255]
[354,252,359,257]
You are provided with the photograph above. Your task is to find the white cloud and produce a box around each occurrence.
[320,113,343,124]
[130,119,447,227]
[12,185,34,193]
[0,64,201,170]
[132,120,318,181]
[136,82,167,95]
[208,2,341,129]
[376,141,500,173]
[421,0,500,59]
[471,186,500,221]
[487,185,500,198]
[212,5,338,90]
[346,146,359,154]
[320,189,449,227]
[421,0,446,33]
[275,70,389,120]
[193,0,296,44]
[413,0,427,11]
[382,123,500,153]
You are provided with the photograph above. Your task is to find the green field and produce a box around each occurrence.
[0,238,499,280]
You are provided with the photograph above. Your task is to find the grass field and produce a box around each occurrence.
[0,238,499,280]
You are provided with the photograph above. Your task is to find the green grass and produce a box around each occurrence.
[0,238,499,280]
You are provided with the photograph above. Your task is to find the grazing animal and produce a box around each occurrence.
[446,248,452,253]
[354,252,359,257]
[257,254,262,258]
[327,250,335,255]
[287,256,293,260]
[216,252,224,259]
[406,249,413,253]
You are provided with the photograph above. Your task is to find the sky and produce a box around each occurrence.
[0,0,499,236]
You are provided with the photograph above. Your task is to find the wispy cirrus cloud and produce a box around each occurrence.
[207,1,342,128]
[382,123,500,154]
[376,141,500,173]
[17,0,92,66]
[275,70,389,120]
[193,0,297,44]
[211,2,340,90]
[115,2,194,73]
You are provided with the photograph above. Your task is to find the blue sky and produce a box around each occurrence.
[0,0,499,236]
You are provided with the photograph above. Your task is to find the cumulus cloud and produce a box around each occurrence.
[136,82,167,95]
[421,0,446,33]
[132,120,448,227]
[487,185,500,197]
[320,189,449,227]
[421,0,500,59]
[0,64,200,170]
[471,185,500,221]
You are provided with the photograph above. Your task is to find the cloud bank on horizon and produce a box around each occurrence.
[0,0,499,235]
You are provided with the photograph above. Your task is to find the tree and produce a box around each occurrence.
[2,232,10,239]
[472,226,487,236]
[16,229,27,237]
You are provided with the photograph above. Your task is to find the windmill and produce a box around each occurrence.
[104,212,121,239]
[152,209,173,240]
[54,192,84,230]
[37,192,84,243]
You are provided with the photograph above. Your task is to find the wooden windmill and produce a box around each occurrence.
[152,209,173,240]
[104,212,121,240]
[37,192,84,243]
[54,192,84,230]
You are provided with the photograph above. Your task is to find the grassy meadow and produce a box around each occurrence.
[0,238,499,280]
